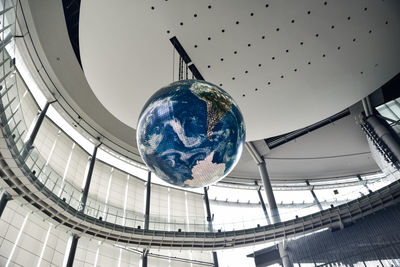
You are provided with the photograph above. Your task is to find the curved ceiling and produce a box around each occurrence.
[80,0,400,141]
[230,105,379,182]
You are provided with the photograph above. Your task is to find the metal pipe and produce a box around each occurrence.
[258,160,280,223]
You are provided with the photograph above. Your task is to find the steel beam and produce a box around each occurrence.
[66,234,79,267]
[80,144,100,211]
[21,102,50,160]
[142,172,152,266]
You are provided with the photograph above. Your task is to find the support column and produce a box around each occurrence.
[255,181,271,224]
[246,142,280,223]
[66,234,79,267]
[305,180,323,211]
[362,97,373,117]
[0,190,11,217]
[21,102,50,160]
[203,187,213,231]
[366,115,400,163]
[80,144,100,211]
[204,187,219,267]
[257,160,280,223]
[357,175,372,194]
[144,171,151,230]
[142,171,151,267]
[278,241,294,267]
[142,249,148,267]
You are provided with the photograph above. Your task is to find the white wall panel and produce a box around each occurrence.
[0,200,26,266]
[42,227,69,266]
[186,192,206,226]
[74,237,97,267]
[125,176,145,228]
[107,168,126,208]
[34,118,59,162]
[149,184,169,230]
[126,177,145,214]
[17,77,38,140]
[96,242,120,267]
[65,144,89,189]
[88,160,112,203]
[169,188,187,227]
[120,248,140,267]
[47,132,74,177]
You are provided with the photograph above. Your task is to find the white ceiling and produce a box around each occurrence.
[80,0,400,141]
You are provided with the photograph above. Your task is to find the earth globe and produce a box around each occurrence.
[137,80,245,188]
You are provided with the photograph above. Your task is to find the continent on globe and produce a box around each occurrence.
[137,79,245,188]
[190,82,232,140]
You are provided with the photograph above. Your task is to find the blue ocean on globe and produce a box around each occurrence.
[137,80,245,188]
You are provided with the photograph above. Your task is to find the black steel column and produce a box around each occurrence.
[204,187,219,267]
[203,187,213,231]
[305,180,323,211]
[142,172,151,267]
[0,190,11,217]
[142,249,148,267]
[80,144,100,211]
[255,181,271,224]
[66,234,79,267]
[144,171,151,230]
[21,102,50,160]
